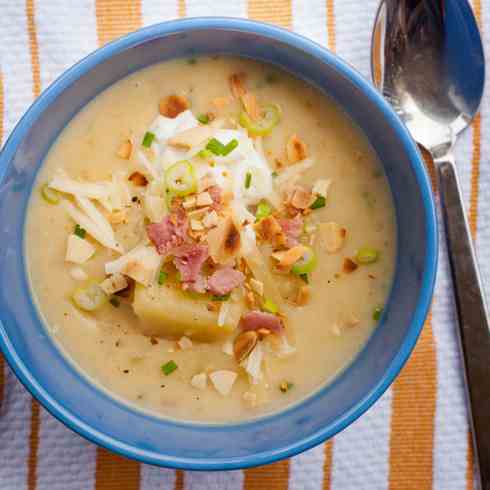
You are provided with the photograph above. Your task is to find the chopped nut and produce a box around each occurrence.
[240,93,260,120]
[117,139,132,159]
[257,328,271,340]
[190,372,207,390]
[317,222,347,254]
[229,72,247,98]
[287,134,307,163]
[312,179,331,199]
[344,313,360,328]
[178,336,193,350]
[246,291,257,309]
[183,196,197,209]
[190,219,204,231]
[212,96,233,110]
[196,191,213,207]
[272,245,307,270]
[249,278,264,296]
[295,285,310,306]
[207,302,219,312]
[167,126,214,148]
[343,258,359,273]
[150,337,159,345]
[233,331,258,363]
[257,215,286,248]
[128,171,148,187]
[100,273,129,295]
[291,186,314,209]
[203,210,219,228]
[159,95,189,118]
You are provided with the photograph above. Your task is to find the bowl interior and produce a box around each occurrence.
[0,19,437,469]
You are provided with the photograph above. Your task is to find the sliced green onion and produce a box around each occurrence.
[291,246,317,276]
[299,273,309,284]
[158,270,168,285]
[164,160,197,197]
[142,131,155,148]
[161,360,178,376]
[109,296,120,308]
[74,224,87,239]
[239,104,281,137]
[310,196,326,210]
[262,298,279,314]
[279,381,293,393]
[197,114,210,124]
[245,172,252,189]
[41,184,60,204]
[271,171,279,178]
[211,293,231,302]
[72,283,107,312]
[206,138,226,155]
[255,201,272,221]
[373,306,383,321]
[221,139,238,156]
[187,58,197,65]
[197,149,214,159]
[356,247,379,264]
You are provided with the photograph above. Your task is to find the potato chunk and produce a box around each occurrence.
[132,284,234,341]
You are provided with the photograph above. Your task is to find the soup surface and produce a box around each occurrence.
[26,57,396,422]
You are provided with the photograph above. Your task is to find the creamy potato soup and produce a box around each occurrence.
[26,57,396,422]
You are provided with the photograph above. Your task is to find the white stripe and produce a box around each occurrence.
[185,0,247,18]
[142,0,179,26]
[432,205,470,490]
[334,0,380,79]
[140,465,177,490]
[32,2,98,487]
[289,444,326,490]
[292,0,327,47]
[185,470,244,490]
[330,390,391,490]
[36,0,97,89]
[37,410,96,490]
[0,2,35,488]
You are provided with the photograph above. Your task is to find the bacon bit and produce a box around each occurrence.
[343,258,359,273]
[129,171,148,187]
[147,208,188,255]
[207,267,245,295]
[229,73,247,98]
[240,93,260,120]
[212,96,233,111]
[240,311,284,334]
[295,285,310,306]
[196,191,213,207]
[291,186,314,210]
[207,216,241,264]
[272,245,306,270]
[279,215,303,248]
[286,134,307,164]
[117,139,132,159]
[159,95,189,118]
[257,215,287,248]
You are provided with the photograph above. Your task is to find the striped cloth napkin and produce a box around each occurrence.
[0,1,487,489]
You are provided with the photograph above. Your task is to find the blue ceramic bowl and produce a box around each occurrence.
[0,18,437,470]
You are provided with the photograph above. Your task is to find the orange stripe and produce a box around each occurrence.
[178,0,186,18]
[244,461,290,490]
[0,72,4,409]
[322,441,333,490]
[466,2,482,487]
[26,1,42,489]
[243,5,291,487]
[388,312,437,490]
[175,469,184,490]
[95,0,142,46]
[94,1,142,488]
[326,0,336,51]
[247,0,292,30]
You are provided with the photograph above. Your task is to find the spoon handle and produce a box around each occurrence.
[438,155,490,489]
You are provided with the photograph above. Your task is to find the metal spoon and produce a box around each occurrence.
[371,0,488,487]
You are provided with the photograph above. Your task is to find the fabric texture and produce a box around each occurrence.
[0,0,486,488]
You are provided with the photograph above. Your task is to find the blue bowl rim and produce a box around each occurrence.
[0,17,438,470]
